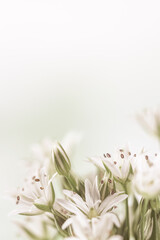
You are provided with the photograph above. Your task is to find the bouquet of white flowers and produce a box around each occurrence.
[8,109,160,240]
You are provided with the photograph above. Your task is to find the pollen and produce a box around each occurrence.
[145,155,149,160]
[17,196,20,201]
[120,154,124,159]
[35,178,40,182]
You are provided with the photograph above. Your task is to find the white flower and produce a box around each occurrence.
[11,168,56,215]
[92,146,136,183]
[137,107,160,138]
[133,151,160,199]
[64,214,123,240]
[57,177,127,220]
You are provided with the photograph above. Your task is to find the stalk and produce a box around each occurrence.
[154,211,159,240]
[124,184,130,239]
[140,199,148,240]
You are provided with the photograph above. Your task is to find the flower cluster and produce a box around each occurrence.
[7,108,160,240]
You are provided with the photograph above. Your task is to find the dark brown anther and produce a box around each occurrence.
[120,154,124,159]
[114,161,117,165]
[108,179,112,183]
[101,180,104,184]
[40,187,44,190]
[119,149,123,152]
[145,155,149,160]
[35,178,40,182]
[103,154,106,158]
[17,196,20,201]
[128,152,131,156]
[134,154,136,157]
[107,153,111,158]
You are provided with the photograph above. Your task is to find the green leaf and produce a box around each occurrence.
[34,203,51,212]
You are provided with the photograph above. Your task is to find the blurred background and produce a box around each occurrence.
[1,0,160,239]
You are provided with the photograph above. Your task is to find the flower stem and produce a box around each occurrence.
[140,199,148,240]
[124,184,130,239]
[154,211,159,240]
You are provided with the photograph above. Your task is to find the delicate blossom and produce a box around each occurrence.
[64,214,123,240]
[57,177,127,220]
[91,146,136,183]
[11,168,56,215]
[133,151,160,199]
[137,106,160,138]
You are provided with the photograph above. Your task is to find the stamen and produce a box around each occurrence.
[107,153,111,158]
[108,179,112,183]
[119,149,123,152]
[133,154,136,157]
[32,176,36,180]
[120,154,124,159]
[145,155,149,161]
[40,187,44,190]
[35,178,40,182]
[128,152,131,156]
[155,153,157,156]
[103,154,106,158]
[114,161,117,164]
[101,180,104,184]
[17,196,20,201]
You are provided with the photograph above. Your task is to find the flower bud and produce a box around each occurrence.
[52,142,71,176]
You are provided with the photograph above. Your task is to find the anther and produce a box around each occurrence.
[145,155,149,161]
[120,154,124,159]
[40,187,44,190]
[17,196,20,201]
[35,178,40,182]
[107,153,111,158]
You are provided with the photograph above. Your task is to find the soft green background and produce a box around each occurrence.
[1,0,160,239]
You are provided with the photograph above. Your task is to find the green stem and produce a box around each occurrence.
[154,211,159,240]
[141,199,148,240]
[66,173,78,193]
[124,184,130,239]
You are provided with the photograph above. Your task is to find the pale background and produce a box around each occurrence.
[0,0,160,239]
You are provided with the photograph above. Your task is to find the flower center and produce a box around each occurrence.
[88,207,98,219]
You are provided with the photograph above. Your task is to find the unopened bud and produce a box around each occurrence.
[52,142,71,176]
